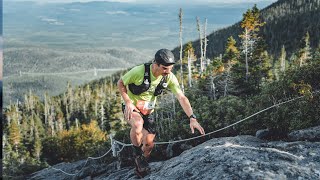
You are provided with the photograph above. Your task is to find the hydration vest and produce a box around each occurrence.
[128,63,168,96]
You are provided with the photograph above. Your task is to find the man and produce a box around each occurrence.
[117,48,205,175]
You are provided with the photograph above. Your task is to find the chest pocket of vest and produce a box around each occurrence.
[128,63,151,95]
[154,76,167,96]
[128,63,167,96]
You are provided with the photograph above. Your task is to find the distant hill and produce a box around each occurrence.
[173,0,320,59]
[3,46,149,75]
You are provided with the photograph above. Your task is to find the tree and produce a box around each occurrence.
[183,41,196,87]
[196,16,204,75]
[223,36,239,96]
[179,8,184,92]
[233,5,269,96]
[313,43,320,64]
[280,45,287,72]
[99,100,106,130]
[8,118,21,153]
[239,4,265,81]
[223,36,239,64]
[298,32,311,67]
[274,45,289,80]
[203,18,209,71]
[33,129,42,161]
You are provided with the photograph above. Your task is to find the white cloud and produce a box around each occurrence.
[106,11,129,15]
[39,16,65,25]
[69,8,81,12]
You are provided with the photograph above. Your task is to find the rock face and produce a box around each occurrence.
[288,126,320,141]
[29,129,320,180]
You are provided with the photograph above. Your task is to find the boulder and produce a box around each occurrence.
[288,126,320,141]
[255,128,270,139]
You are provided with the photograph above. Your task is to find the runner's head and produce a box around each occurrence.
[154,49,175,66]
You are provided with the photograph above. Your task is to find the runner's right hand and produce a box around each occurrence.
[124,102,140,121]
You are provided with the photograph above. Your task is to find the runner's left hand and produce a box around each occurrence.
[190,118,205,135]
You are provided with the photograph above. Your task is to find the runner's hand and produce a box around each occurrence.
[124,102,139,121]
[190,118,205,135]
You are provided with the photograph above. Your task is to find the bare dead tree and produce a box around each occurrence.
[100,100,105,130]
[179,8,184,92]
[196,17,204,75]
[203,18,209,70]
[187,49,192,87]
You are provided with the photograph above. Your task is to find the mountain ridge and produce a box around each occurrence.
[172,0,320,59]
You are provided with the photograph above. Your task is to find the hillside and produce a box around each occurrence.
[173,0,320,59]
[3,46,150,105]
[4,46,150,75]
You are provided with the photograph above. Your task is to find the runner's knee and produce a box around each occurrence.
[130,120,143,134]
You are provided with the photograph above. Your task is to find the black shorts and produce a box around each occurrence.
[122,104,156,134]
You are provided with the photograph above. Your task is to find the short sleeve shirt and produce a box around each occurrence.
[121,64,182,106]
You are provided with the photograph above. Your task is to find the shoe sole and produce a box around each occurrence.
[134,159,150,172]
[135,168,150,178]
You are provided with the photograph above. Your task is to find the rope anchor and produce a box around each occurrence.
[110,135,121,157]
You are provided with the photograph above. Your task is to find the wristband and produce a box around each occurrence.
[189,114,197,119]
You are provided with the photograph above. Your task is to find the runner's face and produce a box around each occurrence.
[158,64,173,76]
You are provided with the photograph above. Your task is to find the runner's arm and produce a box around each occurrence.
[117,79,139,120]
[176,92,205,135]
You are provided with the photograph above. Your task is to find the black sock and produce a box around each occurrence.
[133,145,143,157]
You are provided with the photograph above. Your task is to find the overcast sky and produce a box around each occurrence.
[10,0,277,4]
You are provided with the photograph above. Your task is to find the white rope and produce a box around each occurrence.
[113,92,316,147]
[49,148,112,176]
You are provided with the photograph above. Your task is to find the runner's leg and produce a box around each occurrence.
[126,112,144,146]
[142,130,155,158]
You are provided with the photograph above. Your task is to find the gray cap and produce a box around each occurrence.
[154,49,175,66]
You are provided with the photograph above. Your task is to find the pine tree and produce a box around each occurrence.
[66,82,74,129]
[233,5,268,95]
[223,36,239,63]
[298,32,312,66]
[8,118,21,153]
[280,45,287,72]
[313,43,320,63]
[239,4,265,81]
[223,36,239,96]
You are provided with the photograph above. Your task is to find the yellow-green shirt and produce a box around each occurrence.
[121,64,182,107]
